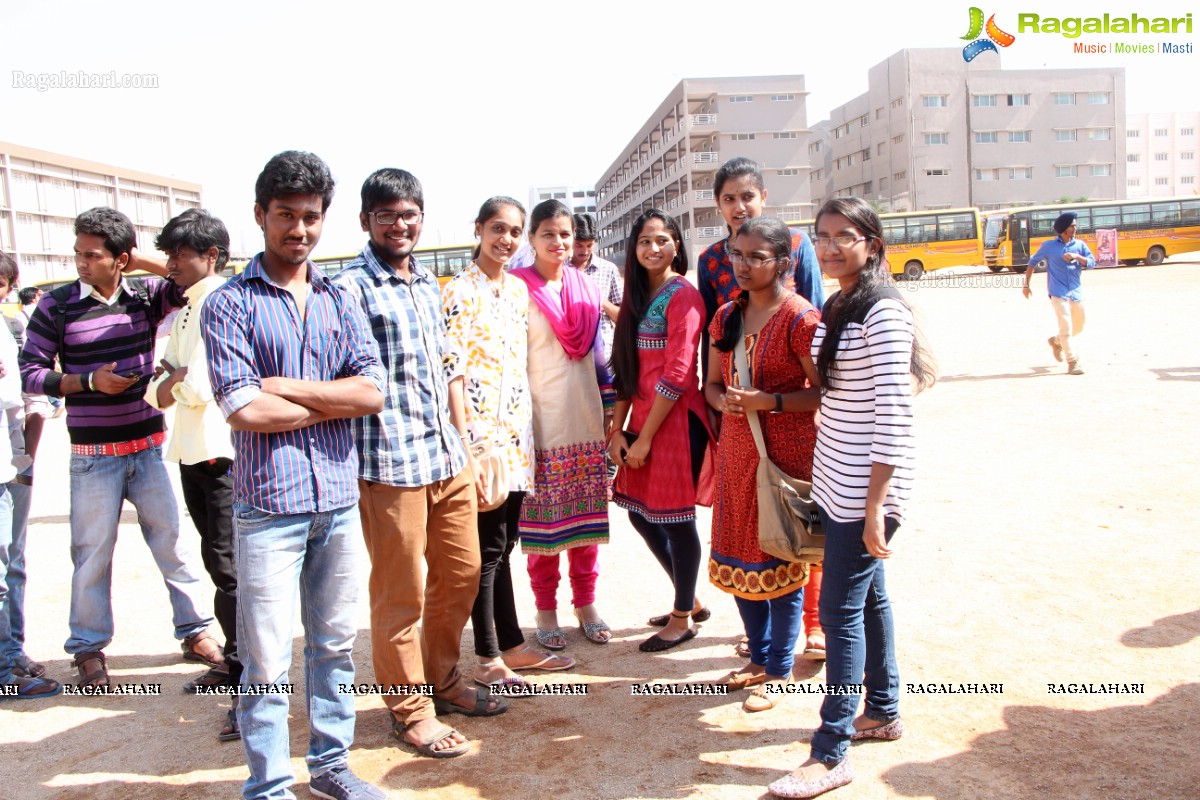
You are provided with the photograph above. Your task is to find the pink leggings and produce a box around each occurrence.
[803,562,824,636]
[526,545,599,610]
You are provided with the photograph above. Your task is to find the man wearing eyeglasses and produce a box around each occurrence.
[334,169,495,761]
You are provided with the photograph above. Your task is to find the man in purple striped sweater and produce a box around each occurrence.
[19,207,221,689]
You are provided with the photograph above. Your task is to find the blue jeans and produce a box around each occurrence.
[233,503,364,800]
[811,510,900,765]
[0,485,15,682]
[734,589,804,679]
[2,480,30,666]
[67,446,212,654]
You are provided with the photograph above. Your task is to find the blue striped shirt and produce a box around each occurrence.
[334,245,466,487]
[201,255,385,514]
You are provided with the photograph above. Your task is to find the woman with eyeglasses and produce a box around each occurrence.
[697,156,828,664]
[607,210,714,653]
[703,216,820,712]
[767,198,934,799]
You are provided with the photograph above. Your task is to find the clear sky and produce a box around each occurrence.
[2,0,1196,257]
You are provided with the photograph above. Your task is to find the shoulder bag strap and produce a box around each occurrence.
[732,321,770,463]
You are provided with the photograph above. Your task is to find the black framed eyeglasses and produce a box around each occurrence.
[730,251,780,269]
[368,210,423,226]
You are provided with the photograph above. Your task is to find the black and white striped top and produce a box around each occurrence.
[810,293,916,523]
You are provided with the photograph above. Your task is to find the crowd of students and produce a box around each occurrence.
[0,151,932,800]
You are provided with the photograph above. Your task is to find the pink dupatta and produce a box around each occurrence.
[512,265,601,360]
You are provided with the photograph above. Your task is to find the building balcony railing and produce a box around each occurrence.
[696,226,726,239]
[693,152,719,164]
[695,189,713,201]
[691,114,718,126]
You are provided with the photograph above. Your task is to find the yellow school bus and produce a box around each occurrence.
[983,198,1200,272]
[311,244,474,286]
[790,207,983,280]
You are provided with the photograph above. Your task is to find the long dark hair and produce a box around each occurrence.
[471,196,525,260]
[711,217,793,353]
[610,209,688,400]
[814,197,935,392]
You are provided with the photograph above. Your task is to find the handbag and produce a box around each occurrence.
[733,327,825,563]
[470,438,510,513]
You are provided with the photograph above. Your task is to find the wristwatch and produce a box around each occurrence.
[773,393,783,413]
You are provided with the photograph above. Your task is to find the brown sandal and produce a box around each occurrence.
[73,651,110,688]
[182,631,225,667]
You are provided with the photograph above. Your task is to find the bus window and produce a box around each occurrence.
[1072,210,1092,233]
[1030,211,1058,238]
[983,215,1007,248]
[882,217,907,245]
[1182,200,1200,223]
[907,218,937,243]
[1121,204,1150,229]
[938,213,975,241]
[1151,202,1180,225]
[1091,206,1120,229]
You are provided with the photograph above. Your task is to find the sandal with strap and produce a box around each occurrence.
[647,606,711,627]
[217,707,241,742]
[433,685,509,717]
[12,655,47,679]
[535,627,568,651]
[743,679,788,712]
[184,664,235,692]
[73,651,109,689]
[393,719,470,759]
[573,608,611,645]
[182,631,225,667]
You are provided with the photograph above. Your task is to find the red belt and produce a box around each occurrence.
[71,431,167,457]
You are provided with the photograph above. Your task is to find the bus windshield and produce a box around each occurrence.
[983,215,1007,248]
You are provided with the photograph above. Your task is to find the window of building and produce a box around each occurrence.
[1010,167,1033,180]
[1008,94,1031,106]
[975,131,999,144]
[1181,151,1195,160]
[972,94,997,107]
[1087,92,1110,105]
[773,132,797,139]
[834,126,845,139]
[778,168,800,176]
[1087,128,1112,141]
[1055,165,1078,178]
[847,153,857,166]
[893,170,906,181]
[924,132,948,145]
[1182,127,1195,136]
[1154,128,1169,136]
[922,95,948,108]
[1054,93,1075,105]
[1128,129,1140,138]
[877,143,885,156]
[1090,164,1111,177]
[1155,152,1169,161]
[1128,154,1141,162]
[892,133,905,144]
[731,133,755,141]
[539,193,551,200]
[861,181,873,194]
[1155,177,1170,186]
[1183,176,1196,185]
[770,94,795,102]
[876,108,884,120]
[879,177,888,190]
[859,114,869,127]
[1055,129,1078,142]
[730,95,754,103]
[925,169,950,176]
[809,141,822,154]
[573,190,585,197]
[1008,130,1032,143]
[891,98,904,109]
[1128,178,1141,187]
[974,169,1000,181]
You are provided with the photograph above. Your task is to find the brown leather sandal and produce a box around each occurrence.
[182,631,225,667]
[73,651,110,688]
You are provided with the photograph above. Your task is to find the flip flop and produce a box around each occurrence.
[393,720,470,759]
[433,686,509,717]
[638,627,697,653]
[217,707,241,742]
[503,647,576,672]
[474,676,533,692]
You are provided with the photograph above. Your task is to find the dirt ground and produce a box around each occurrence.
[2,261,1198,800]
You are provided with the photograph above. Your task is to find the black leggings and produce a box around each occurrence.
[470,491,526,658]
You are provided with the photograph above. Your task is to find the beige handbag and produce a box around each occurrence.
[733,329,825,563]
[470,439,510,513]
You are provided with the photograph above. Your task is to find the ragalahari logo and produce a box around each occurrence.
[961,7,1016,61]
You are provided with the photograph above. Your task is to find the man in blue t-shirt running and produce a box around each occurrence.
[1022,211,1095,375]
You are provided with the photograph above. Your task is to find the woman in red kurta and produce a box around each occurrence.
[609,210,714,653]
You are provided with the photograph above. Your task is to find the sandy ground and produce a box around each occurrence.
[2,260,1198,800]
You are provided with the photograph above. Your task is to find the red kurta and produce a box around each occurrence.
[708,294,819,600]
[612,277,714,523]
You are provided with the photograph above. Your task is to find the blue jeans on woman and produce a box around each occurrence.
[734,589,804,678]
[2,479,30,668]
[811,510,900,765]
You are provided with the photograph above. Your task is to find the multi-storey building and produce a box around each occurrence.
[1125,112,1199,198]
[595,76,813,267]
[812,49,1125,213]
[0,141,201,284]
[529,185,598,216]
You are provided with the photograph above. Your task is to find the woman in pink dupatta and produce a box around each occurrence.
[512,200,615,651]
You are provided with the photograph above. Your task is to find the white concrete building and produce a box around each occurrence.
[1125,112,1199,198]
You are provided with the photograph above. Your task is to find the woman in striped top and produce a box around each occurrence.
[769,197,934,799]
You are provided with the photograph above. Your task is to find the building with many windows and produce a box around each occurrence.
[811,49,1125,213]
[0,141,201,285]
[529,185,597,216]
[1124,112,1199,198]
[595,76,812,266]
